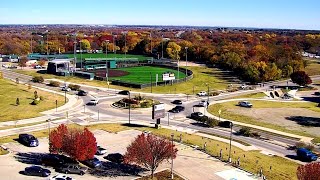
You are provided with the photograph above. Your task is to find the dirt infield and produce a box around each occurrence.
[93,69,129,77]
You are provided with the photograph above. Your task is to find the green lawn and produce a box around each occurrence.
[0,79,65,122]
[113,66,186,84]
[0,123,300,180]
[65,53,151,61]
[305,61,320,76]
[208,100,320,142]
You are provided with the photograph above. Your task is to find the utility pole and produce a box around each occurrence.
[124,31,127,58]
[161,34,164,59]
[73,33,77,72]
[128,91,131,124]
[150,32,152,55]
[80,40,82,69]
[46,31,49,55]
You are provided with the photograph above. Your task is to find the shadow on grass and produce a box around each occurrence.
[300,96,320,103]
[285,155,300,161]
[286,116,320,127]
[36,70,47,74]
[190,122,209,128]
[90,161,145,177]
[122,123,149,128]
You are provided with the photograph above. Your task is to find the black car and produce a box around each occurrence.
[24,166,51,177]
[81,157,102,168]
[170,106,185,113]
[42,154,64,167]
[190,112,204,120]
[78,90,88,96]
[104,153,124,164]
[218,121,232,128]
[18,134,39,147]
[118,90,130,95]
[171,100,182,105]
[56,163,88,175]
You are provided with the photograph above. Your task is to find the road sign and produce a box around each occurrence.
[152,103,165,119]
[218,109,221,115]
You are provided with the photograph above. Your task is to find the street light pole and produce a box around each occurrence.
[105,40,109,82]
[46,32,49,55]
[64,90,67,104]
[124,32,127,58]
[177,51,180,80]
[150,72,152,93]
[47,118,51,141]
[171,133,174,179]
[80,40,82,69]
[150,32,152,55]
[228,122,233,163]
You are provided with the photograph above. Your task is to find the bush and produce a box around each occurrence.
[210,91,220,96]
[68,84,81,91]
[32,76,44,83]
[40,96,44,101]
[31,99,40,105]
[49,80,60,87]
[206,117,219,127]
[238,127,252,137]
[295,142,315,151]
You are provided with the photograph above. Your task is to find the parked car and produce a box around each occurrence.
[42,154,64,167]
[197,91,207,96]
[238,101,253,108]
[49,174,74,180]
[170,105,185,113]
[77,90,88,96]
[196,100,209,107]
[61,86,71,92]
[56,164,88,175]
[315,92,320,96]
[24,165,51,177]
[96,146,107,155]
[297,148,318,162]
[18,134,39,147]
[190,112,204,120]
[171,100,182,105]
[118,90,130,95]
[104,153,124,164]
[81,157,102,168]
[87,99,99,106]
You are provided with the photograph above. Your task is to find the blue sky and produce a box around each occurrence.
[1,0,319,30]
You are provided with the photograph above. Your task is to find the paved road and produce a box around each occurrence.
[3,69,320,158]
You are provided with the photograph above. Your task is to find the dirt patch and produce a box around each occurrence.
[228,108,320,137]
[93,69,129,77]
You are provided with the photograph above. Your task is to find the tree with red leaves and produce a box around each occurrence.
[49,124,97,161]
[290,71,312,86]
[297,162,320,180]
[124,133,178,178]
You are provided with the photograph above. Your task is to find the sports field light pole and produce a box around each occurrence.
[46,31,49,55]
[185,47,188,79]
[105,40,110,82]
[80,40,83,70]
[150,32,152,55]
[228,122,233,163]
[128,91,131,124]
[124,31,128,58]
[161,34,164,59]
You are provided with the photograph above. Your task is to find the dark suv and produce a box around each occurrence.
[118,90,130,95]
[56,164,88,175]
[24,166,51,177]
[190,112,205,120]
[171,100,182,105]
[18,134,39,147]
[78,90,88,96]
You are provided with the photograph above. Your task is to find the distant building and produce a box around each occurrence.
[0,55,19,62]
[27,53,69,61]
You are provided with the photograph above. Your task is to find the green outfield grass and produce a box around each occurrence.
[112,66,186,84]
[65,53,151,61]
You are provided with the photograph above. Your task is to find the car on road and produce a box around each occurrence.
[104,153,124,164]
[61,86,71,92]
[197,91,207,96]
[297,148,318,162]
[218,121,232,128]
[77,90,88,96]
[171,100,182,105]
[24,165,51,177]
[96,146,107,155]
[118,90,130,95]
[196,100,209,107]
[190,112,205,120]
[18,134,39,147]
[81,157,102,168]
[56,164,88,175]
[238,101,253,108]
[49,174,74,180]
[87,99,99,106]
[170,105,185,113]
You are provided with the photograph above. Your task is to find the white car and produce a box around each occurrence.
[87,99,99,106]
[49,174,75,180]
[238,101,253,108]
[61,86,71,92]
[197,91,207,96]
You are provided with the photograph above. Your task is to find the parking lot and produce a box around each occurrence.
[1,129,257,180]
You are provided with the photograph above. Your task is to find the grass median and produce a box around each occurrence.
[0,123,299,179]
[0,79,65,122]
